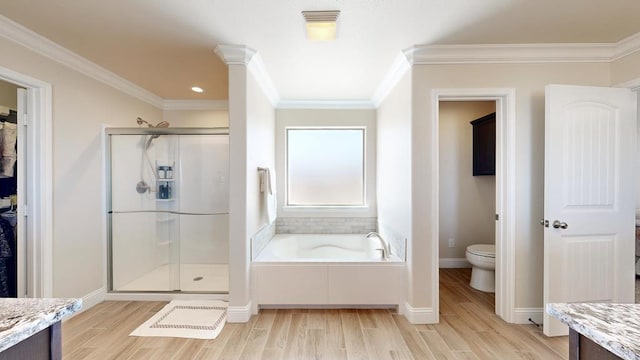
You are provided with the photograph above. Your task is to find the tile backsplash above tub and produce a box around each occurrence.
[378,222,407,261]
[276,217,377,234]
[251,222,276,260]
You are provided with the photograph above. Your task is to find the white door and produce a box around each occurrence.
[543,84,636,336]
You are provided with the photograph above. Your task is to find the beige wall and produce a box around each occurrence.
[439,101,496,260]
[275,109,377,218]
[162,109,228,127]
[0,36,162,298]
[611,51,640,86]
[0,80,18,109]
[411,62,610,310]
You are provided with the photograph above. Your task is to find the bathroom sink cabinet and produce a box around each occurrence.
[569,329,621,359]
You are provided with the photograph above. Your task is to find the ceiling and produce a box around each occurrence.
[1,0,640,102]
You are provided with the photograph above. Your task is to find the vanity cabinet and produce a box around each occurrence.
[570,329,622,359]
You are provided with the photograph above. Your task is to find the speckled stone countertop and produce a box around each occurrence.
[547,303,640,360]
[0,298,82,353]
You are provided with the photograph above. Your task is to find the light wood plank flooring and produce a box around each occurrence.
[62,269,568,359]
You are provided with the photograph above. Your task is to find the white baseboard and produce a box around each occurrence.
[103,292,229,302]
[401,302,437,324]
[64,287,106,320]
[83,287,106,309]
[513,307,544,325]
[439,258,471,268]
[227,301,253,323]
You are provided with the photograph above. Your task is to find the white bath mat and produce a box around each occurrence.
[130,300,227,339]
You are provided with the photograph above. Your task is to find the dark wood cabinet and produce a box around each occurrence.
[470,112,496,176]
[569,328,622,359]
[0,322,61,360]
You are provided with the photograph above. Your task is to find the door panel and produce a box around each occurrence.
[543,84,636,336]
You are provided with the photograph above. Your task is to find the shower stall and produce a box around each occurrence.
[106,127,229,293]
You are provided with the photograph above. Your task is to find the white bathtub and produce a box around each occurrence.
[252,234,404,307]
[254,233,399,261]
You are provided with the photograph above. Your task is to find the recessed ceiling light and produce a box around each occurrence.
[302,10,340,41]
[191,86,204,93]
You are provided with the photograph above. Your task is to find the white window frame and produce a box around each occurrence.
[285,126,367,208]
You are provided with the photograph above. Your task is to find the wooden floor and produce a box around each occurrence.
[62,269,568,359]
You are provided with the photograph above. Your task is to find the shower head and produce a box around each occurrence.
[136,117,151,127]
[136,117,170,129]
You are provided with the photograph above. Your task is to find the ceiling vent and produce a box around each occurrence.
[302,10,340,41]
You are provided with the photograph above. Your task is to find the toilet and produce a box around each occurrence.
[465,244,496,293]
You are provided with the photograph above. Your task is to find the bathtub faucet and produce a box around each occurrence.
[367,232,391,260]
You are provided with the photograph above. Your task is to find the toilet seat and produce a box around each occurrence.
[467,244,495,258]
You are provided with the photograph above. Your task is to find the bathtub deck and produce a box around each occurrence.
[61,268,568,359]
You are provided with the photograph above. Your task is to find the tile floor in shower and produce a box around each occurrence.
[117,264,229,292]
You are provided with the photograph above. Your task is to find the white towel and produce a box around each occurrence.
[261,168,277,224]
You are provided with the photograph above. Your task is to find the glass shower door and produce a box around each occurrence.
[107,129,229,293]
[177,134,229,292]
[109,133,181,292]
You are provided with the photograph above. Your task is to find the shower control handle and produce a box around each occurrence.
[552,220,568,229]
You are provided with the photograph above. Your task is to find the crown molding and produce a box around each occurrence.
[214,44,257,65]
[370,51,412,107]
[0,14,164,108]
[613,31,640,60]
[247,53,280,107]
[614,77,640,91]
[277,99,375,109]
[162,99,229,111]
[407,43,615,65]
[214,45,280,107]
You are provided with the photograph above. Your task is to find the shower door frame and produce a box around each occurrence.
[105,127,229,293]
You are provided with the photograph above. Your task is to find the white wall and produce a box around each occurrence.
[227,60,275,314]
[412,62,610,310]
[377,70,413,304]
[439,101,496,260]
[275,109,376,218]
[162,109,228,127]
[246,83,275,234]
[0,36,163,298]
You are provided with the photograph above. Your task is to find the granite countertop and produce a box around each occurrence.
[547,303,640,360]
[0,298,82,353]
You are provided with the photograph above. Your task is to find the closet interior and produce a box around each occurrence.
[0,108,17,298]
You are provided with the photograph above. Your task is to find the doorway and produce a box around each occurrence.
[0,79,22,297]
[430,88,516,323]
[0,66,53,298]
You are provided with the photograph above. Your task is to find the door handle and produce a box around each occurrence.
[540,219,549,227]
[552,220,568,229]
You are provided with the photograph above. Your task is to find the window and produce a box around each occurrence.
[286,128,365,206]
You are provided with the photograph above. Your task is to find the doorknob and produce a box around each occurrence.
[540,219,549,227]
[552,220,568,229]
